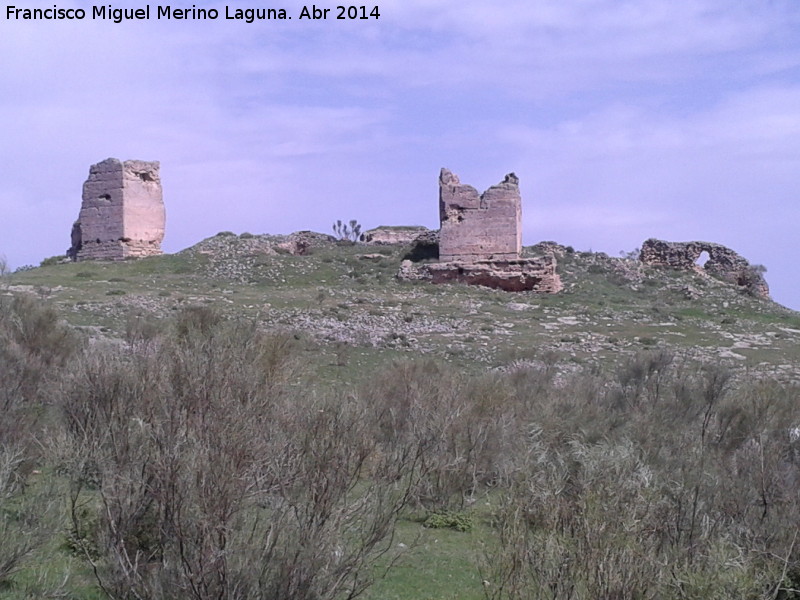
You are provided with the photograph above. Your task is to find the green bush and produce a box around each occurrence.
[423,511,474,532]
[40,255,66,267]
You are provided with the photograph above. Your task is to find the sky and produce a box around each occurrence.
[1,0,799,309]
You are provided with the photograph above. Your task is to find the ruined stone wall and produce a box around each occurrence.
[431,257,562,293]
[438,169,521,262]
[640,238,769,299]
[363,226,430,245]
[70,158,165,261]
[397,169,561,294]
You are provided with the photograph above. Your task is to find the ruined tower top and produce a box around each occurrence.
[438,168,522,263]
[68,158,166,261]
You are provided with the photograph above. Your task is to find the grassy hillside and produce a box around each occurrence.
[9,232,800,381]
[2,233,800,599]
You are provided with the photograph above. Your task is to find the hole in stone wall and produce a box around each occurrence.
[136,171,153,182]
[99,194,111,201]
[696,251,710,267]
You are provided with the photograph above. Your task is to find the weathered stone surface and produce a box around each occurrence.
[398,256,562,293]
[69,158,165,261]
[363,226,430,245]
[532,241,569,257]
[439,169,521,262]
[276,231,336,255]
[640,238,769,299]
[397,259,432,282]
[409,169,562,293]
[402,229,440,262]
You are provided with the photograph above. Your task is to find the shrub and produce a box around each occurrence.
[61,314,423,600]
[39,255,66,267]
[423,510,474,532]
[0,295,76,585]
[480,359,800,600]
[332,219,364,242]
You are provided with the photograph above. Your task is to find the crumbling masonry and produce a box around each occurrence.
[68,158,165,261]
[438,169,521,262]
[640,238,769,299]
[398,169,562,293]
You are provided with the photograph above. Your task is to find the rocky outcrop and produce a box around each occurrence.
[276,231,336,255]
[398,256,561,293]
[640,238,769,299]
[363,226,430,245]
[439,169,521,262]
[68,158,165,261]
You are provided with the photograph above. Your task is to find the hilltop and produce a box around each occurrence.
[7,230,800,383]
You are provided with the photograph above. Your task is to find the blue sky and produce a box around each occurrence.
[2,0,799,308]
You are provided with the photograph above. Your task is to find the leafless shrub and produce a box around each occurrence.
[480,356,800,599]
[364,360,531,511]
[0,446,61,586]
[62,313,423,600]
[0,254,9,287]
[332,219,363,243]
[124,312,162,348]
[5,290,800,599]
[0,294,77,455]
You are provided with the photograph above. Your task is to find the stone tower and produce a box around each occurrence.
[438,168,522,262]
[68,158,165,261]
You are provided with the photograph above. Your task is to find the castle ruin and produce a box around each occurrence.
[438,168,521,262]
[640,238,769,299]
[68,158,165,261]
[398,169,562,293]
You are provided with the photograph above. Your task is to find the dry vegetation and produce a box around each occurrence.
[2,287,800,599]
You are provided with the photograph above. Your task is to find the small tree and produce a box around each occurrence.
[0,255,9,287]
[332,219,364,242]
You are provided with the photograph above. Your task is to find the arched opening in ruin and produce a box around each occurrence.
[695,251,710,267]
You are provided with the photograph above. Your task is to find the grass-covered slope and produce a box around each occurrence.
[9,232,800,382]
[2,233,800,599]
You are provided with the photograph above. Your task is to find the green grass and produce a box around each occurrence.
[10,234,798,384]
[365,517,489,600]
